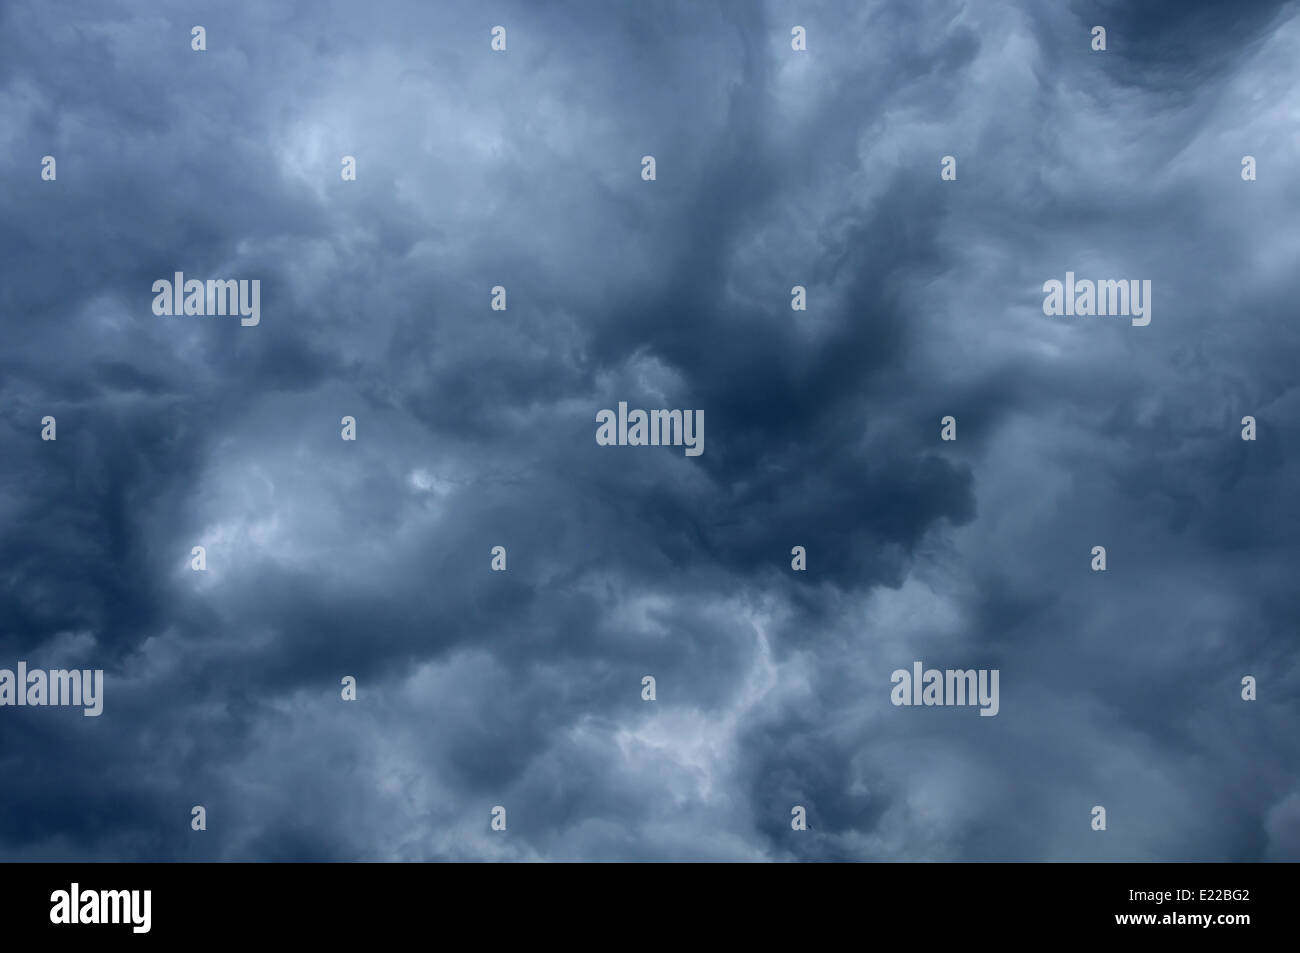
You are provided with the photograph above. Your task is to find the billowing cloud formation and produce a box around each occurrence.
[0,0,1297,861]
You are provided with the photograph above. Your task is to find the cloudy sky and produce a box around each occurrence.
[1,0,1297,862]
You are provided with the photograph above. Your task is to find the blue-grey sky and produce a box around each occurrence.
[1,0,1298,861]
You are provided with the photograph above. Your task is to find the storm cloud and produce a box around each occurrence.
[1,0,1297,861]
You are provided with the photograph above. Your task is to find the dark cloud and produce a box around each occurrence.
[0,0,1296,862]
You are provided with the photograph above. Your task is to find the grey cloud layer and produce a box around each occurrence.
[0,0,1297,860]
